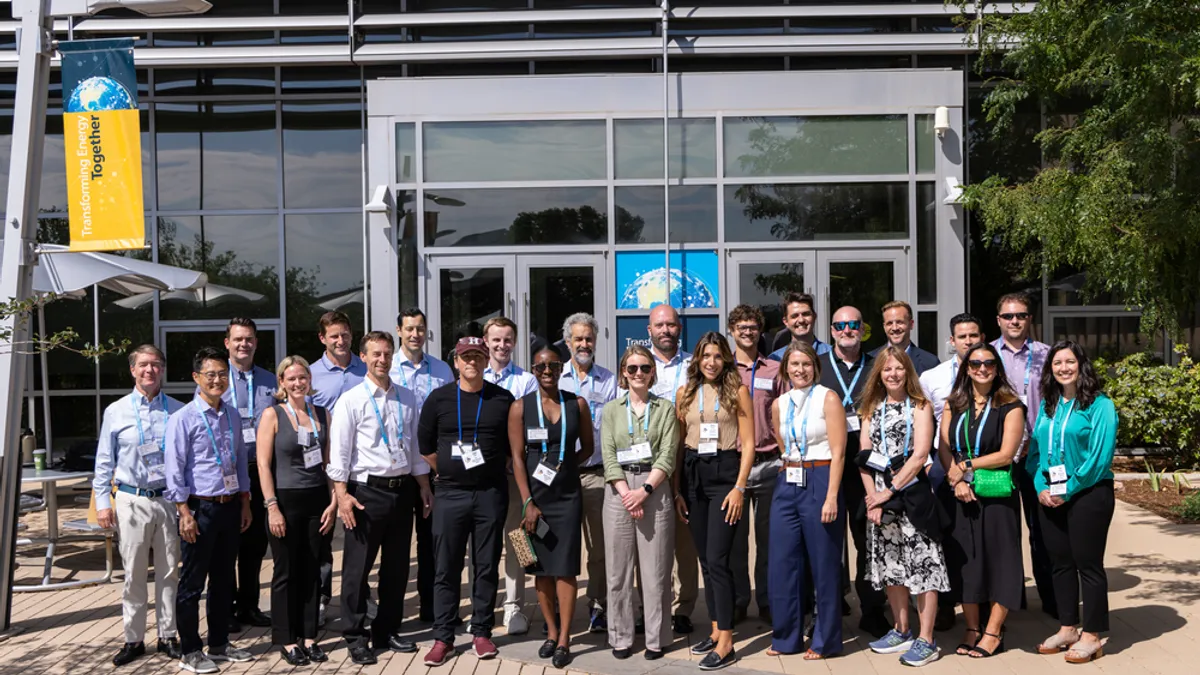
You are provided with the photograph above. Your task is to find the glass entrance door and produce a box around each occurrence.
[728,251,816,354]
[817,250,907,353]
[157,321,282,397]
[427,256,517,364]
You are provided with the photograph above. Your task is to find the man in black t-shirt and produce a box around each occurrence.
[418,336,515,666]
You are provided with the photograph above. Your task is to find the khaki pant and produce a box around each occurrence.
[579,469,607,609]
[604,472,675,651]
[115,489,180,643]
[673,501,699,617]
[501,472,527,611]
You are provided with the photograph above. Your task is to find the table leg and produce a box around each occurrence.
[43,480,58,585]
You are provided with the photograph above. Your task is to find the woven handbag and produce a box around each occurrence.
[507,499,538,568]
[973,466,1014,499]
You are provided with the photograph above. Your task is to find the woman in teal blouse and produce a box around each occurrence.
[1024,341,1117,664]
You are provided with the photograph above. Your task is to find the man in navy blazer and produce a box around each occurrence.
[867,301,941,375]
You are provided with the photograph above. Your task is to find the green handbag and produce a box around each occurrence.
[973,466,1014,499]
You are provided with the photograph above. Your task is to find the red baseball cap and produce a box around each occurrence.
[455,336,488,357]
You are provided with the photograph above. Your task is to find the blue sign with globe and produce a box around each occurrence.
[60,38,139,111]
[616,251,719,309]
[65,76,136,113]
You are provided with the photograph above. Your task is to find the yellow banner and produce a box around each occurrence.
[63,108,145,252]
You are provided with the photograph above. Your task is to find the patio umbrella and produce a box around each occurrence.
[108,283,266,311]
[317,287,364,311]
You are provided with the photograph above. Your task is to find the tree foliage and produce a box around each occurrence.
[959,1,1200,335]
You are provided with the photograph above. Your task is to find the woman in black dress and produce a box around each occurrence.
[938,342,1026,659]
[507,347,594,669]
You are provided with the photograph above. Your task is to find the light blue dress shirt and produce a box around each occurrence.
[310,352,367,411]
[769,336,832,362]
[92,389,186,510]
[389,352,454,413]
[485,362,539,398]
[164,398,251,503]
[559,362,617,466]
[221,362,277,459]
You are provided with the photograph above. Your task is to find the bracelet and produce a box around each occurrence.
[523,496,533,508]
[264,497,279,508]
[735,485,747,494]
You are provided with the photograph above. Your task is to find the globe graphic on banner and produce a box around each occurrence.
[65,76,136,113]
[619,267,716,309]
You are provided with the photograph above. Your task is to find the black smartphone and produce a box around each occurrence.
[535,516,551,539]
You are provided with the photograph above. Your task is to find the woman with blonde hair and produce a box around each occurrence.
[256,356,337,665]
[672,332,755,670]
[857,345,949,668]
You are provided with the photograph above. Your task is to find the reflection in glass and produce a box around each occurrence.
[535,22,655,39]
[163,330,277,384]
[439,267,505,363]
[1053,316,1160,361]
[398,192,418,311]
[47,396,100,453]
[153,68,277,96]
[1047,269,1124,306]
[916,114,936,174]
[154,216,280,320]
[724,115,907,177]
[425,187,607,246]
[99,285,153,389]
[424,121,606,182]
[828,261,894,352]
[283,102,363,208]
[281,66,362,94]
[725,183,908,242]
[285,213,365,357]
[34,287,96,391]
[396,123,416,182]
[614,118,717,180]
[156,103,279,211]
[736,262,807,353]
[918,311,941,359]
[614,186,717,243]
[412,24,529,41]
[528,267,594,357]
[917,182,936,304]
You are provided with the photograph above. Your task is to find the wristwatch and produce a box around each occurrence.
[643,482,655,495]
[735,485,747,494]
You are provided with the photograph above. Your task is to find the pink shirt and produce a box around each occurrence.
[736,354,783,453]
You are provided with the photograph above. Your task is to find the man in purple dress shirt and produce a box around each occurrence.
[165,347,254,674]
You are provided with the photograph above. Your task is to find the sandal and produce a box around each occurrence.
[968,628,1005,658]
[955,628,981,656]
[802,649,826,660]
[1038,628,1081,655]
[765,649,784,656]
[1064,639,1104,664]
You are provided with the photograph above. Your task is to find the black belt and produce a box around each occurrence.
[685,447,739,455]
[579,465,605,474]
[620,463,654,474]
[117,483,164,499]
[361,474,412,490]
[754,450,780,464]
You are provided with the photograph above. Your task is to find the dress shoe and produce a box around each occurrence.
[236,607,271,627]
[304,641,328,662]
[698,648,738,671]
[349,644,377,665]
[672,614,694,634]
[538,639,557,659]
[611,648,632,659]
[552,646,571,669]
[281,646,309,666]
[691,637,717,655]
[644,649,664,660]
[384,634,418,653]
[157,637,182,659]
[113,642,145,666]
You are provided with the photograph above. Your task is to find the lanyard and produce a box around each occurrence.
[955,396,992,459]
[786,386,815,458]
[832,355,865,408]
[364,381,402,449]
[456,385,484,444]
[749,360,758,399]
[397,358,429,402]
[1020,340,1033,395]
[625,396,653,442]
[131,391,168,452]
[197,401,233,471]
[880,397,914,459]
[535,390,568,465]
[567,365,594,401]
[658,354,683,402]
[285,398,321,447]
[1049,398,1075,466]
[489,364,514,390]
[229,362,256,419]
[697,382,720,420]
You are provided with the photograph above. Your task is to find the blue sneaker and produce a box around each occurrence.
[869,629,913,654]
[588,607,607,634]
[899,638,940,667]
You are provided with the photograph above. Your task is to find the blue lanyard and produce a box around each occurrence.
[954,396,992,458]
[535,390,568,465]
[364,381,401,449]
[285,398,321,447]
[397,358,429,402]
[1020,341,1033,395]
[567,366,594,400]
[1048,398,1075,466]
[197,401,233,472]
[697,382,720,420]
[659,355,683,402]
[832,355,865,408]
[626,396,652,442]
[881,397,914,459]
[489,364,514,390]
[229,362,256,419]
[786,386,815,459]
[131,391,167,453]
[457,385,484,444]
[749,360,758,399]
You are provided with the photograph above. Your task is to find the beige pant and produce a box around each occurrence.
[502,472,527,611]
[604,472,675,651]
[115,489,180,643]
[579,469,607,609]
[673,501,699,616]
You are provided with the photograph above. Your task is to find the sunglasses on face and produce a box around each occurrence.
[832,320,862,332]
[624,364,654,375]
[968,359,998,370]
[531,362,563,374]
[999,312,1031,321]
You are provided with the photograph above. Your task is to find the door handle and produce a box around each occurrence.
[504,291,511,318]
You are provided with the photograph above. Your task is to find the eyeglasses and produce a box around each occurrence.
[531,362,564,374]
[732,323,760,334]
[624,364,654,375]
[999,312,1031,321]
[967,359,998,370]
[196,370,230,381]
[832,320,862,332]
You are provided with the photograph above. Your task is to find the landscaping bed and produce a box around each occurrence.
[1115,479,1200,523]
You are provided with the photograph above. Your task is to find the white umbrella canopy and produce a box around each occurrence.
[109,283,266,311]
[317,287,364,311]
[32,243,207,297]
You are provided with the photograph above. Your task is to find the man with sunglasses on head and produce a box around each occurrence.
[818,307,888,639]
[769,292,832,361]
[991,292,1056,619]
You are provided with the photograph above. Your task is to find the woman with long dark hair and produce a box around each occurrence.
[1026,341,1117,664]
[672,332,755,671]
[939,342,1025,659]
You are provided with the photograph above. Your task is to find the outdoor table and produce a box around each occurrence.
[13,468,113,592]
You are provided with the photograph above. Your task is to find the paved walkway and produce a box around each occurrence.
[1,480,1197,675]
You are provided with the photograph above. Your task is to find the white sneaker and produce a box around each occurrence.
[504,606,529,635]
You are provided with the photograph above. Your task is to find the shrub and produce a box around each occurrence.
[1175,491,1200,522]
[1094,347,1200,469]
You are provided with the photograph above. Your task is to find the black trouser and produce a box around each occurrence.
[341,478,418,647]
[178,498,241,655]
[431,483,506,645]
[1038,480,1114,633]
[1015,460,1058,616]
[413,486,434,617]
[731,456,778,614]
[268,486,326,645]
[683,450,741,632]
[319,529,334,605]
[233,464,269,615]
[841,455,886,615]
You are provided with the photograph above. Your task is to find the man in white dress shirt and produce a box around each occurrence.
[329,331,433,665]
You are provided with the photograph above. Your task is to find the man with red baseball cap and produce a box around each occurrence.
[418,336,516,666]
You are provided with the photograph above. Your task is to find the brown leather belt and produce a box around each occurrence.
[191,493,238,504]
[783,460,831,469]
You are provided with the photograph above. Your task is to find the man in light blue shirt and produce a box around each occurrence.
[94,344,186,667]
[310,310,367,411]
[165,347,254,673]
[768,292,832,362]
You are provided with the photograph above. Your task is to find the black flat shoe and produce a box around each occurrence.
[281,646,309,666]
[538,639,557,659]
[551,646,571,669]
[350,644,377,665]
[157,637,182,660]
[673,614,694,634]
[644,649,664,660]
[113,642,145,666]
[304,642,328,663]
[237,607,272,628]
[698,648,738,671]
[612,648,632,659]
[690,637,716,655]
[385,634,418,653]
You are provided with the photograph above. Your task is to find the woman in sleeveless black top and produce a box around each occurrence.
[507,347,593,668]
[256,356,335,666]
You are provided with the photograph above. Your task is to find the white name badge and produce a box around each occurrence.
[700,423,719,440]
[148,463,167,482]
[527,427,549,441]
[754,377,773,391]
[866,451,888,472]
[533,462,558,486]
[223,474,240,493]
[461,445,486,469]
[296,429,311,447]
[617,441,653,465]
[136,441,159,458]
[1049,464,1068,483]
[698,441,718,455]
[451,441,464,457]
[1020,394,1029,406]
[786,466,806,486]
[303,447,323,469]
[1049,482,1068,496]
[238,407,251,418]
[241,426,256,444]
[389,440,409,469]
[846,414,861,432]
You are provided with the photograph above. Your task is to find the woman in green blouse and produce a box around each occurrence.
[1025,341,1117,664]
[600,344,680,661]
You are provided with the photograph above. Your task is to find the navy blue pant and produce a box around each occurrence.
[178,499,241,655]
[768,465,844,655]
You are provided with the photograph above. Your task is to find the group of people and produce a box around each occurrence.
[92,291,1119,673]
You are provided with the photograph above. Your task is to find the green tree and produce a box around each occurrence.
[960,1,1200,335]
